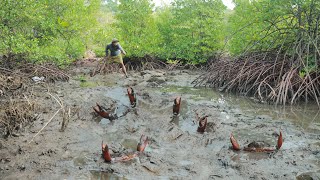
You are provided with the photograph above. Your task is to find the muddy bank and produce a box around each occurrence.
[0,68,320,180]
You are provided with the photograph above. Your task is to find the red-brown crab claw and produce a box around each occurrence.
[276,131,283,150]
[230,131,283,152]
[101,141,112,162]
[230,133,241,151]
[173,96,181,115]
[197,116,208,133]
[137,134,149,152]
[93,103,110,119]
[127,87,137,108]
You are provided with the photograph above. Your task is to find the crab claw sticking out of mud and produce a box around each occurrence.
[101,141,112,162]
[276,131,283,150]
[137,134,149,152]
[127,87,137,108]
[197,116,208,133]
[93,103,110,119]
[230,133,241,151]
[173,96,181,115]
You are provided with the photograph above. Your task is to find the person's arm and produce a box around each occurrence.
[118,44,126,55]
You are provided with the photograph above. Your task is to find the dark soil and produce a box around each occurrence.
[0,63,320,180]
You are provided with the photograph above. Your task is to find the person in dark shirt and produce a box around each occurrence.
[105,38,128,78]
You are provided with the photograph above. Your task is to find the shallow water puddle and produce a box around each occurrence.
[80,80,115,88]
[72,151,95,167]
[103,131,125,142]
[179,116,197,133]
[160,85,320,131]
[99,118,113,126]
[161,86,221,101]
[73,156,89,166]
[76,74,116,88]
[121,139,138,151]
[105,87,130,106]
[90,85,319,177]
[90,170,127,180]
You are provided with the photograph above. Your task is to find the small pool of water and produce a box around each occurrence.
[79,80,115,88]
[99,85,319,138]
[90,170,127,180]
[161,85,320,131]
[105,87,130,106]
[121,139,138,151]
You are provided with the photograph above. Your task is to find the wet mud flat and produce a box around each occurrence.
[0,68,320,180]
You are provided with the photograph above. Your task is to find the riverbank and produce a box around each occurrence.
[0,64,320,179]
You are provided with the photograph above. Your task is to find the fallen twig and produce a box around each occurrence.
[28,108,61,143]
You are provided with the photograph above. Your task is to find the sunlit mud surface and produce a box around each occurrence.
[1,69,319,180]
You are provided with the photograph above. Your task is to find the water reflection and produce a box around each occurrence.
[161,85,320,131]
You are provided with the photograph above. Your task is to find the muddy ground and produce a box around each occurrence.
[0,65,320,180]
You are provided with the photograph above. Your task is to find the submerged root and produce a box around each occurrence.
[193,54,320,106]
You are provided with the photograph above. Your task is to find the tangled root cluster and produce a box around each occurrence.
[19,63,70,82]
[89,55,206,77]
[0,99,38,137]
[0,63,69,137]
[193,53,320,106]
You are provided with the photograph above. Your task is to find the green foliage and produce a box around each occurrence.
[169,0,226,62]
[89,4,117,57]
[0,0,100,65]
[227,0,320,72]
[227,0,294,55]
[4,0,319,67]
[0,0,38,59]
[76,75,87,82]
[111,0,226,63]
[102,0,118,13]
[114,0,161,57]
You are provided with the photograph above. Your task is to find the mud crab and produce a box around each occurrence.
[137,134,149,152]
[194,111,208,133]
[92,102,116,120]
[101,134,149,163]
[173,96,181,115]
[230,131,283,152]
[127,87,137,108]
[197,116,208,133]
